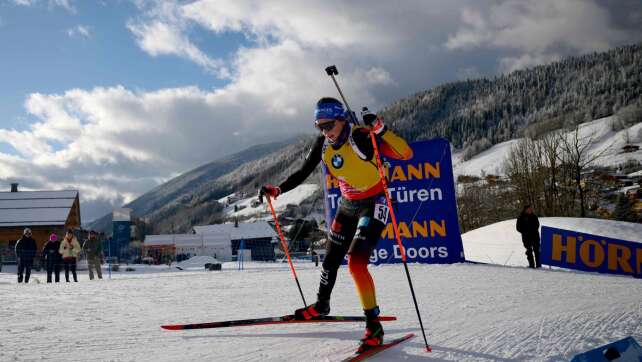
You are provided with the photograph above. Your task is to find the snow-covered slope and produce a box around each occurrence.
[220,183,319,219]
[462,217,642,266]
[453,116,642,177]
[2,217,642,361]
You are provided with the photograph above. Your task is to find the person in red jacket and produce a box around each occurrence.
[259,97,413,352]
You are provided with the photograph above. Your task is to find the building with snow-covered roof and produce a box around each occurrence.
[143,233,233,262]
[193,221,277,261]
[0,184,81,263]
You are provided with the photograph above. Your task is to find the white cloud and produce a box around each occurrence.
[11,0,76,13]
[446,8,492,50]
[447,0,628,52]
[499,53,563,74]
[67,25,91,38]
[2,0,640,221]
[12,0,38,6]
[180,0,390,49]
[49,0,75,13]
[127,1,227,77]
[446,0,640,71]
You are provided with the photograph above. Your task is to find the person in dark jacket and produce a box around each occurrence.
[82,230,103,280]
[42,233,62,283]
[15,228,38,283]
[516,205,541,268]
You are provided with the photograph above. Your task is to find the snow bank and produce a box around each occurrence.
[462,217,642,266]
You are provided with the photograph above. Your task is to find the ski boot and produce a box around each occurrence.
[357,307,385,354]
[294,296,330,320]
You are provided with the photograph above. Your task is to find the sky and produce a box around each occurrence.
[0,0,641,223]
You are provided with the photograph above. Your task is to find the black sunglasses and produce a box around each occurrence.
[315,120,336,132]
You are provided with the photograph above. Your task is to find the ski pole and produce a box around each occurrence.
[325,65,359,124]
[368,126,431,352]
[325,64,431,351]
[266,195,308,307]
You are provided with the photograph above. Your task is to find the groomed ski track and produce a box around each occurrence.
[2,261,641,361]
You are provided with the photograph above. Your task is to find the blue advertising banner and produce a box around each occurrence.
[112,221,131,258]
[570,336,642,362]
[321,138,464,265]
[541,226,642,278]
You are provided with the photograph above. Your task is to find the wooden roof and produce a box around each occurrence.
[0,190,79,227]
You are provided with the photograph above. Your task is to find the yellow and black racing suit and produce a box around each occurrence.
[279,123,412,312]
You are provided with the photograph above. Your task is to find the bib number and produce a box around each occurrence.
[374,203,389,224]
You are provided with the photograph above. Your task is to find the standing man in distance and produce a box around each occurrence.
[83,230,103,280]
[516,205,541,268]
[15,228,37,283]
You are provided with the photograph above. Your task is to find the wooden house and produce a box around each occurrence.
[0,184,81,262]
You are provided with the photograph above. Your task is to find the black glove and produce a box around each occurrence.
[361,107,377,126]
[258,184,281,204]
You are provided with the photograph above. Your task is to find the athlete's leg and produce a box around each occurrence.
[347,205,386,310]
[295,201,357,319]
[347,200,387,349]
[317,206,357,302]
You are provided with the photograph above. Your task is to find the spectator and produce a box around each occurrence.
[59,230,81,282]
[516,205,541,268]
[42,233,62,283]
[83,230,103,280]
[15,228,37,283]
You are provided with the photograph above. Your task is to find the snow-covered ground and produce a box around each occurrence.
[453,116,642,177]
[462,217,642,267]
[2,218,642,361]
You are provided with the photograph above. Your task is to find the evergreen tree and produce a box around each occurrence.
[613,194,638,222]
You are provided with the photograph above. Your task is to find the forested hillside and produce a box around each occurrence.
[382,43,641,158]
[91,42,642,234]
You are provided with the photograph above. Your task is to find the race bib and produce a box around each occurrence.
[373,202,389,224]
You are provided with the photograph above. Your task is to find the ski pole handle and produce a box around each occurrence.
[324,65,360,125]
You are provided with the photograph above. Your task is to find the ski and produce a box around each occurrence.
[161,315,397,331]
[341,333,415,362]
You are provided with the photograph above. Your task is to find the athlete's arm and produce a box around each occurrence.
[378,128,413,160]
[278,135,324,193]
[352,123,413,161]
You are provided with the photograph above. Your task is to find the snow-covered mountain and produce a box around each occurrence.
[197,115,642,225]
[453,116,642,177]
[88,44,642,234]
[218,183,320,221]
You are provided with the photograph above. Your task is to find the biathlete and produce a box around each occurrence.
[259,97,413,352]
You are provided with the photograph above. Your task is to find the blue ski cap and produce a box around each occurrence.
[315,99,344,121]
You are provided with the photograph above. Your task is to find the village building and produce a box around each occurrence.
[142,221,278,263]
[0,184,81,264]
[193,221,277,261]
[143,233,233,263]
